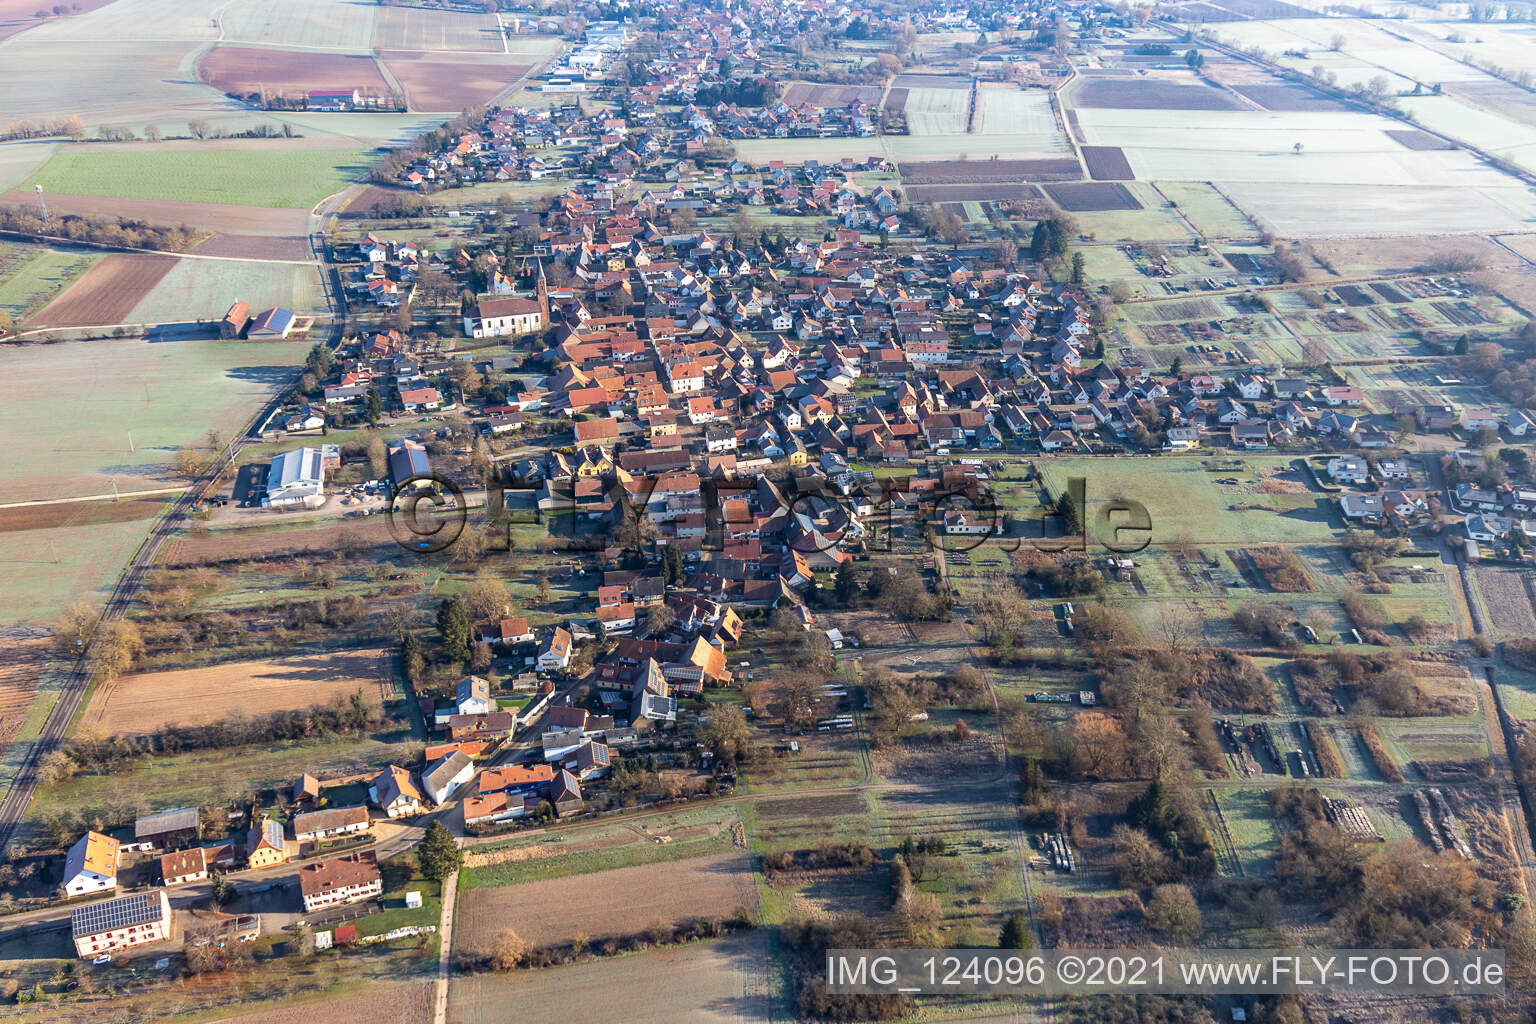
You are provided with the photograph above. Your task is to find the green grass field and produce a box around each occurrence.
[24,148,372,208]
[0,243,99,323]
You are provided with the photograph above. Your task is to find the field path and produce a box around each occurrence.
[434,866,458,1024]
[0,485,183,509]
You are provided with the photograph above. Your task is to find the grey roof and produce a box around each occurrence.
[423,750,472,789]
[135,806,198,838]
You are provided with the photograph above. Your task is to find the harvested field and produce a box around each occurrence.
[191,233,312,261]
[1044,181,1142,211]
[1231,83,1347,112]
[0,191,311,235]
[891,73,970,90]
[372,5,503,52]
[883,87,908,113]
[1071,78,1242,111]
[81,647,397,735]
[1475,566,1536,637]
[1386,129,1456,151]
[1081,145,1134,180]
[380,55,530,111]
[29,253,177,328]
[782,83,884,107]
[450,932,769,1024]
[0,633,45,758]
[456,851,756,951]
[0,0,116,41]
[210,984,431,1024]
[899,157,1079,184]
[164,519,395,566]
[905,183,1040,202]
[199,46,391,102]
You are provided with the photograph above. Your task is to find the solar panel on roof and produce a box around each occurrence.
[71,892,162,936]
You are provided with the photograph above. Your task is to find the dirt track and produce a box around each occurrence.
[29,253,177,327]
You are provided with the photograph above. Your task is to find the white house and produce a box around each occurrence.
[1326,456,1369,486]
[421,751,475,805]
[464,296,546,338]
[370,765,425,818]
[299,852,382,914]
[63,832,120,897]
[71,891,170,959]
[263,448,326,510]
[537,627,573,671]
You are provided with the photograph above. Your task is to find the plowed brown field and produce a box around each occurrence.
[81,647,396,734]
[29,253,177,327]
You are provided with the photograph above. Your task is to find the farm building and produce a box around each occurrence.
[291,805,372,843]
[71,891,172,958]
[63,831,120,897]
[299,851,382,913]
[263,447,326,510]
[388,439,432,485]
[135,806,201,850]
[219,300,251,339]
[159,847,208,886]
[308,89,359,111]
[248,307,296,339]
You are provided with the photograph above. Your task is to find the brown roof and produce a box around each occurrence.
[223,300,251,328]
[292,805,370,837]
[475,296,543,318]
[298,851,380,899]
[159,846,205,879]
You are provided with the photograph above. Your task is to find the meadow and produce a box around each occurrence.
[0,243,99,323]
[24,148,370,208]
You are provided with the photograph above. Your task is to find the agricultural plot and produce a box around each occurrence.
[449,932,770,1024]
[457,851,756,951]
[0,190,312,237]
[0,634,46,757]
[781,83,884,106]
[81,648,398,735]
[1032,456,1338,546]
[0,243,100,324]
[1156,181,1260,239]
[29,253,178,328]
[904,87,970,135]
[220,0,375,51]
[1069,75,1242,111]
[970,87,1070,154]
[195,984,431,1024]
[0,333,310,502]
[200,46,392,101]
[0,509,164,626]
[125,257,324,322]
[1044,182,1141,211]
[24,148,370,208]
[372,5,503,51]
[1220,181,1536,238]
[381,53,531,112]
[1081,145,1134,180]
[0,142,56,192]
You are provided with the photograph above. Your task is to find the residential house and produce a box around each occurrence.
[370,764,425,818]
[299,852,382,914]
[422,750,476,805]
[246,818,288,869]
[71,891,171,959]
[538,627,573,671]
[63,832,120,897]
[159,847,207,886]
[291,805,372,844]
